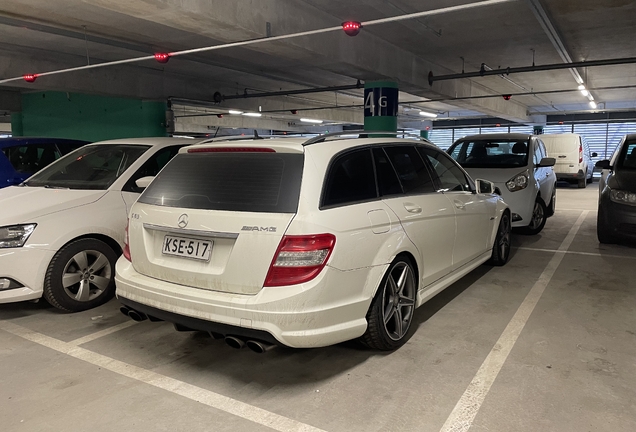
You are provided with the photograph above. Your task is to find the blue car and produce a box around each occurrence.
[0,137,90,188]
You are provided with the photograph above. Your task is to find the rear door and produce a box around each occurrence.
[419,147,493,270]
[129,149,304,295]
[378,145,456,287]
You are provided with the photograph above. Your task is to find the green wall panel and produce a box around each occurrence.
[17,92,167,141]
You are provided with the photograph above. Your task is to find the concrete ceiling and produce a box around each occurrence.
[1,0,635,131]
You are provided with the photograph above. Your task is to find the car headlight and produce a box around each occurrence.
[0,224,37,248]
[610,190,636,206]
[506,170,529,192]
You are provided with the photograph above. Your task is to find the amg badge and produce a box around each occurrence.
[241,226,277,232]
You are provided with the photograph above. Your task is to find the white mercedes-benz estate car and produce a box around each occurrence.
[0,138,195,312]
[448,133,557,235]
[116,133,511,351]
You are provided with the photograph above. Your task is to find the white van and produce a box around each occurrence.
[540,133,597,188]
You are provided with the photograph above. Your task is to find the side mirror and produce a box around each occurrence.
[135,176,155,190]
[475,179,496,195]
[595,160,611,169]
[591,152,598,157]
[537,157,556,167]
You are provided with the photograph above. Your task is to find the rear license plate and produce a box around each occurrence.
[162,235,212,261]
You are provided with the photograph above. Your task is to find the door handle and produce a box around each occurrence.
[454,200,466,210]
[403,203,422,214]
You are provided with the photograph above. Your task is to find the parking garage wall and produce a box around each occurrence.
[12,92,168,141]
[430,122,636,161]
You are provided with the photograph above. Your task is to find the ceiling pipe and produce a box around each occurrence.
[428,57,636,85]
[221,80,363,100]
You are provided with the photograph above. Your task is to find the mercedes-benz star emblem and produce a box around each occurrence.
[177,214,189,228]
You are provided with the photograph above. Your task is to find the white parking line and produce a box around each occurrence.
[517,247,636,260]
[67,320,138,346]
[0,320,326,432]
[439,211,589,432]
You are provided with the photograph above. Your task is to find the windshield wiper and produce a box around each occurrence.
[43,185,70,190]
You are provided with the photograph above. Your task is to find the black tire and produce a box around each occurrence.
[546,186,557,217]
[597,208,615,244]
[488,212,511,266]
[520,199,547,235]
[43,238,118,312]
[578,174,587,188]
[361,257,417,351]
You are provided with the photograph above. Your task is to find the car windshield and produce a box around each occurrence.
[23,144,150,190]
[617,139,636,170]
[448,139,530,168]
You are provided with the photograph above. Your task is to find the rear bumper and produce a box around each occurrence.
[556,170,585,181]
[115,257,386,348]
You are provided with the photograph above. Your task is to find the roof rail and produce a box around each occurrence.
[302,130,433,146]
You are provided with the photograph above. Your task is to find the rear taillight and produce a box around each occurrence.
[264,234,336,287]
[579,143,583,163]
[123,219,131,261]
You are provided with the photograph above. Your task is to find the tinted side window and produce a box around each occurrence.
[322,149,377,208]
[124,145,185,193]
[372,148,403,196]
[2,144,61,173]
[418,147,471,192]
[383,146,436,194]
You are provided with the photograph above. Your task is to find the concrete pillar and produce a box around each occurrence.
[19,91,168,141]
[364,81,398,133]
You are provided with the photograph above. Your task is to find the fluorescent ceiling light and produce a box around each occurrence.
[589,101,597,109]
[578,85,586,90]
[300,118,323,124]
[228,110,243,115]
[419,111,438,118]
[242,112,262,117]
[580,89,589,96]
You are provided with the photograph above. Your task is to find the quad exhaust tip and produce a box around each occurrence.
[224,336,276,353]
[119,306,148,322]
[246,340,276,354]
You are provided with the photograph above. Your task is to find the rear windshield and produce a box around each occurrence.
[448,139,530,168]
[138,152,304,213]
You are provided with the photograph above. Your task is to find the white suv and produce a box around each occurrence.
[115,133,510,351]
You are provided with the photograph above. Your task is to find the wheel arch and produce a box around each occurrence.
[65,233,123,256]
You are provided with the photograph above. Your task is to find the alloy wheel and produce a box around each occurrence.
[61,250,112,302]
[528,202,544,230]
[498,214,511,258]
[381,261,416,341]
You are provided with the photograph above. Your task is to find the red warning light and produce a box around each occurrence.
[559,121,564,125]
[496,123,501,127]
[342,21,362,37]
[502,94,512,101]
[290,110,298,115]
[425,126,431,131]
[216,114,224,118]
[154,53,171,63]
[23,74,38,83]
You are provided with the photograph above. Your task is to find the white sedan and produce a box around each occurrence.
[0,138,195,312]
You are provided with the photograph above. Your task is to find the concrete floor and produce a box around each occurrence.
[1,183,635,432]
